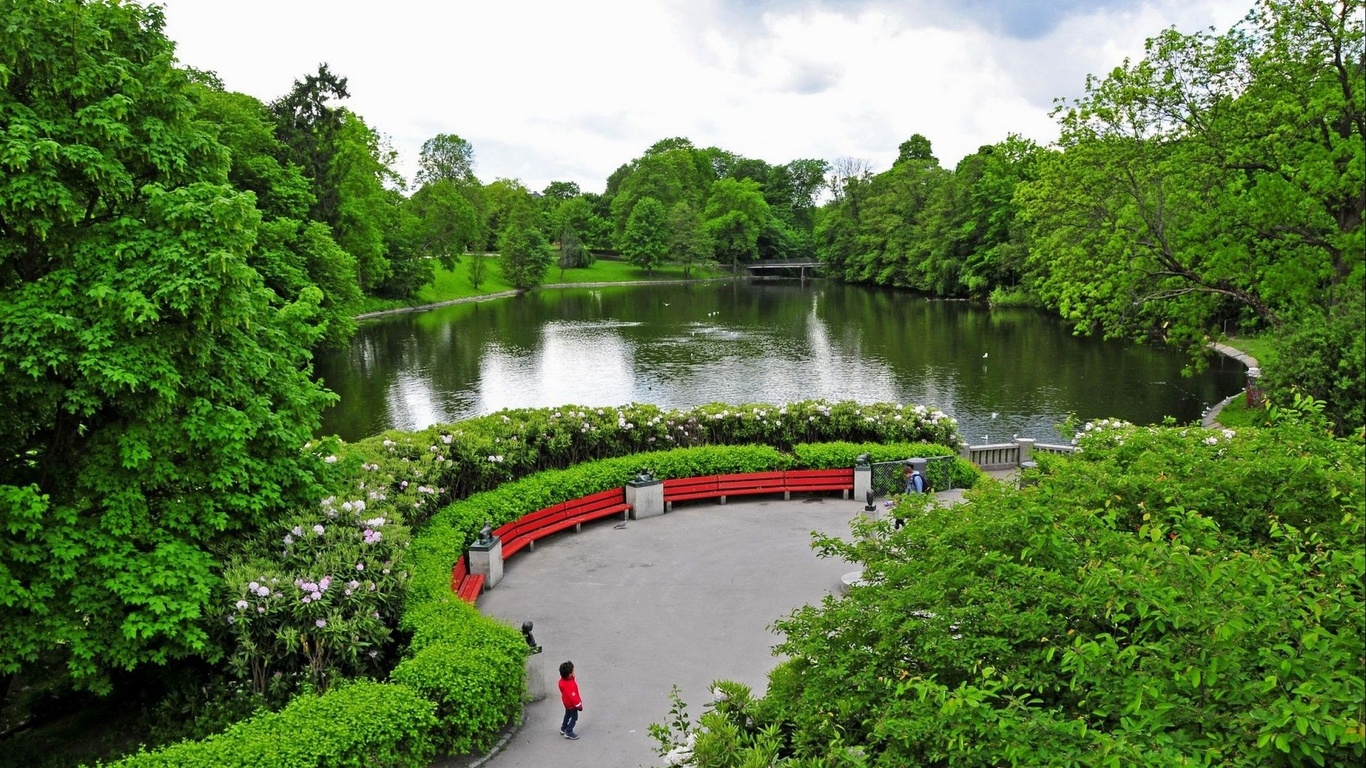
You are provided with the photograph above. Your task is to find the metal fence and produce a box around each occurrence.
[868,456,957,500]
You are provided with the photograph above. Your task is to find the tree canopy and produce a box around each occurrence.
[0,0,332,692]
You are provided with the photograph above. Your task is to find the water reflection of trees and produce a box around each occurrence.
[317,282,1243,442]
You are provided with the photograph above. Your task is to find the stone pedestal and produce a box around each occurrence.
[626,475,664,519]
[524,650,546,702]
[853,465,872,504]
[469,537,503,590]
[1013,437,1036,465]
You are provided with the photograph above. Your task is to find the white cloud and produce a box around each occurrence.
[150,0,1250,192]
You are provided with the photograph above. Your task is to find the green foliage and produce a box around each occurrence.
[1260,291,1365,433]
[665,416,1365,766]
[496,219,552,290]
[1020,1,1364,351]
[388,634,525,755]
[0,0,333,692]
[102,680,438,768]
[190,85,361,348]
[216,490,411,699]
[621,196,670,274]
[414,133,476,186]
[705,178,771,270]
[668,200,715,278]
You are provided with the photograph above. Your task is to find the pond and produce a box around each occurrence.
[314,280,1245,444]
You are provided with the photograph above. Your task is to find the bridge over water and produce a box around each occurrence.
[742,259,823,279]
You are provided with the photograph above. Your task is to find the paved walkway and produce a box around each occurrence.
[446,483,984,768]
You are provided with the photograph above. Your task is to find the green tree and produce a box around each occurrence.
[667,201,714,278]
[550,196,602,269]
[0,0,332,697]
[191,85,361,347]
[1019,0,1364,350]
[414,133,476,186]
[704,178,771,271]
[328,111,403,294]
[609,145,715,241]
[894,132,937,165]
[620,197,670,275]
[270,63,350,227]
[496,207,552,289]
[406,179,480,271]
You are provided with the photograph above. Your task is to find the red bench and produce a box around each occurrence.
[717,471,787,501]
[663,470,851,510]
[492,487,630,559]
[782,468,853,499]
[450,555,485,604]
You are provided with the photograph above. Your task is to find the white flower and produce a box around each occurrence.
[312,524,325,535]
[235,600,248,610]
[324,455,337,463]
[283,534,294,545]
[249,581,260,591]
[1222,429,1236,440]
[256,586,270,597]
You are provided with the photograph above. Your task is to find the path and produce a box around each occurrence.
[440,480,992,768]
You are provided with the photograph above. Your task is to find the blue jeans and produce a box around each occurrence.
[561,707,579,734]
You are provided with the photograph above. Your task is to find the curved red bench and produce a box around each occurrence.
[450,555,485,603]
[664,468,853,511]
[451,470,854,598]
[491,487,629,559]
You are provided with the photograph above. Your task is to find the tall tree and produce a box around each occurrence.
[894,133,937,165]
[667,201,714,278]
[415,133,476,186]
[620,196,670,275]
[704,178,771,272]
[270,63,350,227]
[497,220,551,290]
[0,0,332,697]
[1019,0,1364,349]
[327,111,401,293]
[191,85,361,347]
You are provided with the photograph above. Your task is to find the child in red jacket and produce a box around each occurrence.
[558,660,583,740]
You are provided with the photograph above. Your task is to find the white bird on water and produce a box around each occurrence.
[991,412,999,419]
[982,352,989,358]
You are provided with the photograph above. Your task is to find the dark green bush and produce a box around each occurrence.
[651,418,1366,766]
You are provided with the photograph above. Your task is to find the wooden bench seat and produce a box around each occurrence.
[665,469,855,510]
[716,471,787,502]
[493,488,630,559]
[450,555,485,604]
[782,468,853,499]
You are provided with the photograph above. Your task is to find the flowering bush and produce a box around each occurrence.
[339,399,961,527]
[216,490,411,698]
[650,413,1365,767]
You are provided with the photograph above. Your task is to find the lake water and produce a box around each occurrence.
[315,280,1245,444]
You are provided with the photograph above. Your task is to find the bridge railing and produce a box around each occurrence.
[959,437,1075,471]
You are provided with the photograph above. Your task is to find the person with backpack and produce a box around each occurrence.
[904,462,927,494]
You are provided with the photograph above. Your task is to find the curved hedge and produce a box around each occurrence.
[101,400,969,767]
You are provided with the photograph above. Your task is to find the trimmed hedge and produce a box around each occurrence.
[101,416,970,767]
[103,680,438,768]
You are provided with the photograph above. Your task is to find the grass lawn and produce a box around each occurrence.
[355,253,728,315]
[1223,333,1277,366]
[1216,393,1271,428]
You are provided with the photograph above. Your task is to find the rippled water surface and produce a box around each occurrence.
[315,281,1244,443]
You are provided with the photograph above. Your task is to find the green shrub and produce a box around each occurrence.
[652,417,1365,766]
[102,680,437,768]
[389,636,526,755]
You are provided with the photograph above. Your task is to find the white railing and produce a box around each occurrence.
[960,437,1075,470]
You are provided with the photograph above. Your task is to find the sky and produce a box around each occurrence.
[149,0,1251,194]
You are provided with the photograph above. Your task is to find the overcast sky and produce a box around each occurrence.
[150,0,1250,194]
